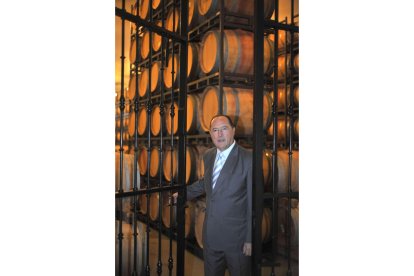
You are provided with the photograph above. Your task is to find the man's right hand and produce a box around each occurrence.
[172,192,178,203]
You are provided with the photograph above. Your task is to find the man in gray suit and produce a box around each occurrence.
[176,114,252,276]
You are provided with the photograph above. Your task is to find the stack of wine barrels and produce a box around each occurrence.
[121,0,299,259]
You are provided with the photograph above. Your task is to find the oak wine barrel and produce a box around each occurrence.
[166,8,179,33]
[152,0,161,10]
[267,116,299,141]
[149,192,160,221]
[294,53,299,72]
[163,55,178,89]
[269,85,299,110]
[137,62,161,97]
[270,0,299,24]
[149,147,161,178]
[262,149,299,193]
[115,131,129,144]
[164,43,202,89]
[137,146,148,176]
[163,145,198,184]
[150,105,166,136]
[186,94,202,134]
[132,0,149,20]
[150,61,161,93]
[152,20,162,53]
[115,99,131,114]
[138,68,149,98]
[115,143,130,153]
[140,29,150,60]
[128,107,147,136]
[262,149,272,191]
[188,42,201,80]
[161,192,174,228]
[128,72,137,99]
[274,53,299,79]
[199,29,273,75]
[199,86,272,135]
[268,30,291,49]
[165,102,178,135]
[294,86,299,106]
[129,36,137,65]
[115,117,128,130]
[263,36,274,75]
[189,0,201,28]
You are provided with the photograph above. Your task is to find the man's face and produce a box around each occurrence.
[210,116,235,151]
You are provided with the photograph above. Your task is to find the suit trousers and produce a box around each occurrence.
[203,244,251,276]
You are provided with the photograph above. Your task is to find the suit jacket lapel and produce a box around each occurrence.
[212,144,238,194]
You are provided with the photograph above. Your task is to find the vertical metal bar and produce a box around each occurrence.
[117,1,126,275]
[218,0,224,114]
[253,0,264,275]
[146,8,153,273]
[132,2,141,275]
[285,1,296,275]
[154,4,163,276]
[168,2,177,275]
[158,1,167,275]
[176,0,188,274]
[271,1,280,276]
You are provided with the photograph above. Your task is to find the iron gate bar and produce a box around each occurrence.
[270,1,281,275]
[145,8,154,271]
[176,0,188,273]
[253,0,265,275]
[167,1,177,272]
[286,1,297,275]
[115,7,185,43]
[218,0,224,115]
[116,1,127,275]
[131,3,143,274]
[157,0,167,273]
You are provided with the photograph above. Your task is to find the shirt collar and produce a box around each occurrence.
[216,140,236,160]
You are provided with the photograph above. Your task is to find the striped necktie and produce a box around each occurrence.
[212,153,224,189]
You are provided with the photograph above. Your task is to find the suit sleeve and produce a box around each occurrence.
[246,155,253,243]
[186,178,205,200]
[186,149,211,200]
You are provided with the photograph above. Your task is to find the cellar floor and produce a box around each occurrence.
[144,227,299,276]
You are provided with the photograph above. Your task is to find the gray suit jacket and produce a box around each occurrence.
[187,143,253,251]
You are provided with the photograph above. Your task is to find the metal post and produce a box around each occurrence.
[271,1,280,276]
[218,0,224,114]
[117,1,126,275]
[253,0,265,275]
[176,0,188,275]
